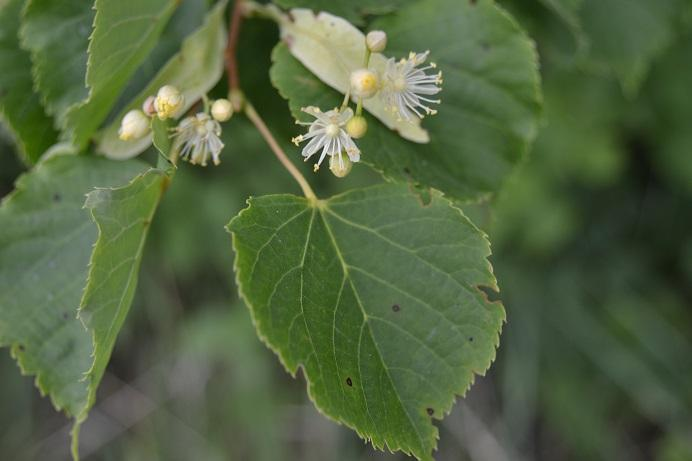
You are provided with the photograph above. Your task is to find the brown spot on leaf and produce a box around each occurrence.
[392,304,401,312]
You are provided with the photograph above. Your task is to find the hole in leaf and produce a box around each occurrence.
[478,285,501,303]
[427,408,434,416]
[392,304,401,312]
[346,377,353,387]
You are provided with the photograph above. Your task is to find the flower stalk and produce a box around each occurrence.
[244,101,316,200]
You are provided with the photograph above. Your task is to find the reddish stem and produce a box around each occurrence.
[225,0,244,90]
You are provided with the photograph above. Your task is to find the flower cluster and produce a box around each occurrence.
[292,30,443,177]
[118,85,235,167]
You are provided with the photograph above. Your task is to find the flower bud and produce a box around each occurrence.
[350,69,379,99]
[345,115,367,139]
[211,98,233,122]
[366,30,387,53]
[118,109,150,141]
[329,152,352,178]
[154,85,184,119]
[142,96,156,116]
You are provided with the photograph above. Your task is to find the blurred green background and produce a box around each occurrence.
[1,1,691,460]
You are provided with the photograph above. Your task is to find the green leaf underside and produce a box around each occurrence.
[271,0,541,203]
[228,184,505,461]
[273,0,408,25]
[0,0,58,163]
[20,0,93,126]
[0,155,147,417]
[98,1,227,160]
[64,0,177,148]
[542,0,680,93]
[78,167,169,421]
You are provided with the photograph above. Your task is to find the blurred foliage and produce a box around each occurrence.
[1,1,691,460]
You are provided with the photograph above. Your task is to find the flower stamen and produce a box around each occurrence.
[292,106,361,172]
[380,50,443,122]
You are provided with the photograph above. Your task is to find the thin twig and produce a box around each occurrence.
[224,0,316,199]
[244,102,317,200]
[225,0,244,90]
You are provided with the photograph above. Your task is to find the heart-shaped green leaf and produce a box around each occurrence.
[228,184,504,460]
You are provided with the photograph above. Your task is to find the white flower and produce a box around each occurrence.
[380,51,443,122]
[211,98,233,122]
[292,106,360,172]
[173,113,224,166]
[154,85,184,119]
[118,109,150,141]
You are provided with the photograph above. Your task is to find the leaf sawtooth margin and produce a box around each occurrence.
[63,0,178,148]
[71,167,170,456]
[227,184,505,460]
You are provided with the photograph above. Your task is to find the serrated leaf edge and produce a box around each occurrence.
[69,167,169,458]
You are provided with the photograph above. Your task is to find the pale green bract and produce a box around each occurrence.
[228,184,505,461]
[98,1,228,160]
[271,0,542,203]
[278,8,429,143]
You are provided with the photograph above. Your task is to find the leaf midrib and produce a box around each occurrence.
[314,203,427,455]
